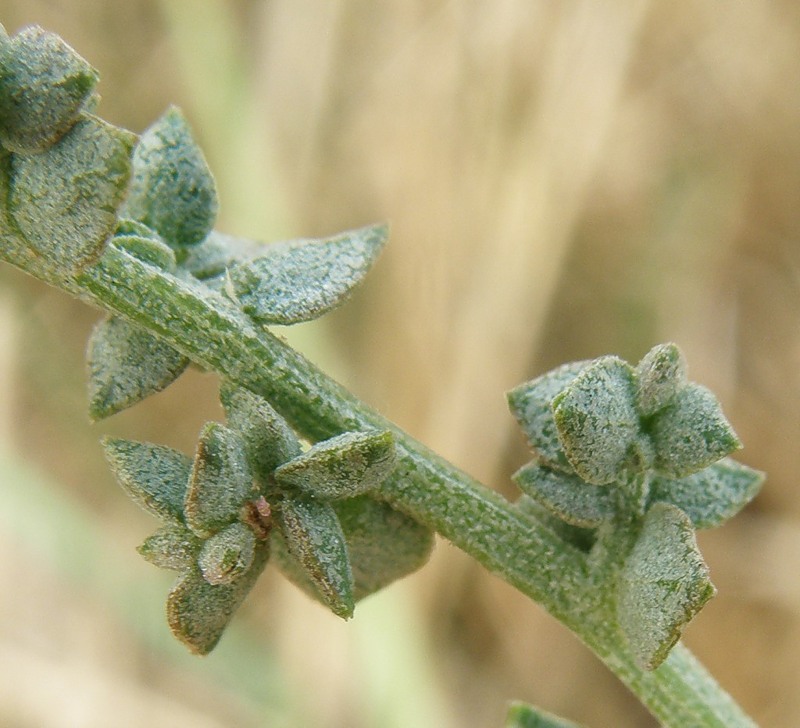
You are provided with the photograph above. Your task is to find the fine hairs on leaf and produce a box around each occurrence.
[0,23,768,728]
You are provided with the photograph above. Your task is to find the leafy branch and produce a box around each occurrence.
[0,24,764,727]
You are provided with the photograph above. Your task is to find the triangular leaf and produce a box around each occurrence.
[184,423,257,538]
[197,522,257,585]
[507,361,589,473]
[87,315,189,420]
[226,224,388,325]
[103,437,191,524]
[138,524,201,571]
[276,496,354,618]
[505,700,584,728]
[650,383,741,478]
[274,430,396,500]
[513,463,615,528]
[552,357,641,485]
[334,496,434,600]
[649,458,764,529]
[0,25,99,154]
[617,502,716,670]
[8,114,135,274]
[219,383,301,485]
[635,343,686,417]
[166,543,269,655]
[124,106,217,248]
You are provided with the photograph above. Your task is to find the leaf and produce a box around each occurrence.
[112,233,176,271]
[197,522,257,585]
[507,361,589,473]
[166,543,269,655]
[8,114,135,274]
[87,315,189,420]
[138,524,201,571]
[552,357,641,485]
[103,437,192,524]
[505,700,584,728]
[635,343,686,417]
[124,106,217,247]
[226,223,388,325]
[274,430,396,500]
[617,502,716,670]
[184,423,257,538]
[649,458,764,529]
[275,496,354,618]
[512,463,615,528]
[181,230,259,280]
[219,383,301,484]
[650,383,741,478]
[334,496,434,600]
[514,495,596,552]
[0,25,99,154]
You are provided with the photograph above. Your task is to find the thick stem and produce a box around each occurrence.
[2,244,755,726]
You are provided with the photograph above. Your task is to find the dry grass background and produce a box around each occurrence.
[0,1,798,726]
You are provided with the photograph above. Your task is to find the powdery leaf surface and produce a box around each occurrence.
[635,343,686,417]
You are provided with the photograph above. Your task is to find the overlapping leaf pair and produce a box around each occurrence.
[508,344,763,669]
[104,384,432,654]
[0,24,134,276]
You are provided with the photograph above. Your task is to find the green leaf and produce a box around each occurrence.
[635,343,686,417]
[514,495,596,552]
[552,357,641,485]
[219,383,301,484]
[138,524,201,571]
[512,463,615,528]
[184,423,257,538]
[617,502,716,670]
[650,383,741,478]
[112,233,176,271]
[87,315,189,420]
[103,437,191,524]
[197,522,257,585]
[181,230,259,280]
[649,458,764,529]
[166,543,269,655]
[7,114,135,274]
[274,430,396,500]
[0,25,99,154]
[507,361,589,473]
[334,496,434,600]
[124,106,217,247]
[275,496,354,619]
[226,224,388,325]
[505,700,584,728]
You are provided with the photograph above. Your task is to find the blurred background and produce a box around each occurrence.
[0,1,798,726]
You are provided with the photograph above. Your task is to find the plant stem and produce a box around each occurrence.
[2,243,755,726]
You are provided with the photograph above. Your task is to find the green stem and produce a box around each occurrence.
[3,243,755,727]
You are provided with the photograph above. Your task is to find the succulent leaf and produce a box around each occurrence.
[0,25,99,154]
[198,522,257,585]
[649,458,764,529]
[166,543,269,655]
[87,315,189,420]
[617,502,716,670]
[138,524,201,571]
[8,114,135,274]
[507,361,589,472]
[650,383,741,478]
[103,437,192,524]
[635,343,687,417]
[226,223,388,325]
[219,383,301,483]
[552,357,641,485]
[274,430,397,500]
[513,463,616,528]
[184,423,257,538]
[276,496,354,618]
[112,233,176,271]
[124,106,217,248]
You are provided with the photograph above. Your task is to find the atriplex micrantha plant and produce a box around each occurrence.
[0,25,764,727]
